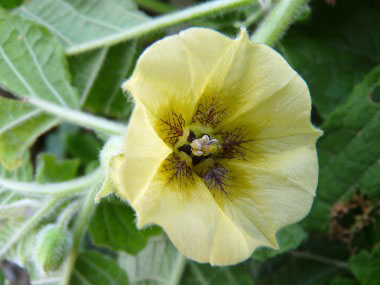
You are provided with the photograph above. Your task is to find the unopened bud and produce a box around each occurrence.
[35,225,71,273]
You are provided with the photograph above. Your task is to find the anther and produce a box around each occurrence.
[190,135,219,157]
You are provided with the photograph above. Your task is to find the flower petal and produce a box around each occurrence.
[194,29,320,141]
[123,28,234,143]
[216,67,322,149]
[131,171,276,265]
[116,104,172,203]
[220,144,319,232]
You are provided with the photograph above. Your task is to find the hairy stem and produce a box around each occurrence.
[0,168,102,197]
[291,251,349,269]
[252,0,308,46]
[57,200,81,229]
[65,0,255,56]
[0,197,61,257]
[61,186,99,285]
[25,97,126,136]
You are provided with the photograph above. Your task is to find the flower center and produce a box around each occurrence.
[190,135,219,157]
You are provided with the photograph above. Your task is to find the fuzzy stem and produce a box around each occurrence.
[0,197,61,257]
[57,200,81,229]
[0,168,102,197]
[60,186,99,285]
[251,0,308,46]
[24,97,126,136]
[65,0,255,56]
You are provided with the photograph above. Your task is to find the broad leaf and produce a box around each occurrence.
[16,0,148,49]
[181,262,253,285]
[0,10,79,107]
[35,153,79,183]
[118,235,184,285]
[251,256,344,285]
[280,0,380,117]
[0,10,80,168]
[304,66,380,232]
[349,244,380,285]
[252,224,308,261]
[71,251,129,285]
[0,97,59,170]
[65,131,103,168]
[89,198,159,255]
[68,41,137,119]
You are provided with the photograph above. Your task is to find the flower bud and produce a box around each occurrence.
[35,225,71,273]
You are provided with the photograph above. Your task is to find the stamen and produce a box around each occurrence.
[190,135,219,157]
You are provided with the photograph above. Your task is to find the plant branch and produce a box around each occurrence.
[0,168,102,197]
[60,186,99,285]
[251,0,307,46]
[291,251,349,269]
[25,97,126,136]
[65,0,255,56]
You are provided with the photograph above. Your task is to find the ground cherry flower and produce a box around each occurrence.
[99,28,322,265]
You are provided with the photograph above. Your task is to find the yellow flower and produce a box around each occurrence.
[111,28,322,265]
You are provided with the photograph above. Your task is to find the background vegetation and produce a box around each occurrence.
[0,0,379,284]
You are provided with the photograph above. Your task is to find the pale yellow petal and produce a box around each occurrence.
[116,104,172,203]
[131,171,275,265]
[221,144,319,231]
[123,28,234,139]
[194,29,320,142]
[217,65,322,149]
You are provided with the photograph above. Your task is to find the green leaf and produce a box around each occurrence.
[251,257,344,285]
[280,0,380,117]
[0,10,82,168]
[304,66,380,232]
[349,244,380,285]
[65,131,102,168]
[181,262,253,285]
[0,97,59,169]
[330,277,359,285]
[16,0,148,49]
[71,251,129,285]
[89,198,155,255]
[252,224,308,261]
[35,153,79,183]
[68,41,137,119]
[118,235,185,284]
[0,10,79,107]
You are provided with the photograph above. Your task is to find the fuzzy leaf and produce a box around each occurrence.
[304,66,380,232]
[89,198,159,255]
[35,153,79,183]
[0,98,58,169]
[349,244,380,285]
[16,0,148,49]
[0,10,81,168]
[71,251,129,285]
[252,224,308,261]
[280,0,380,117]
[0,10,79,107]
[118,235,184,285]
